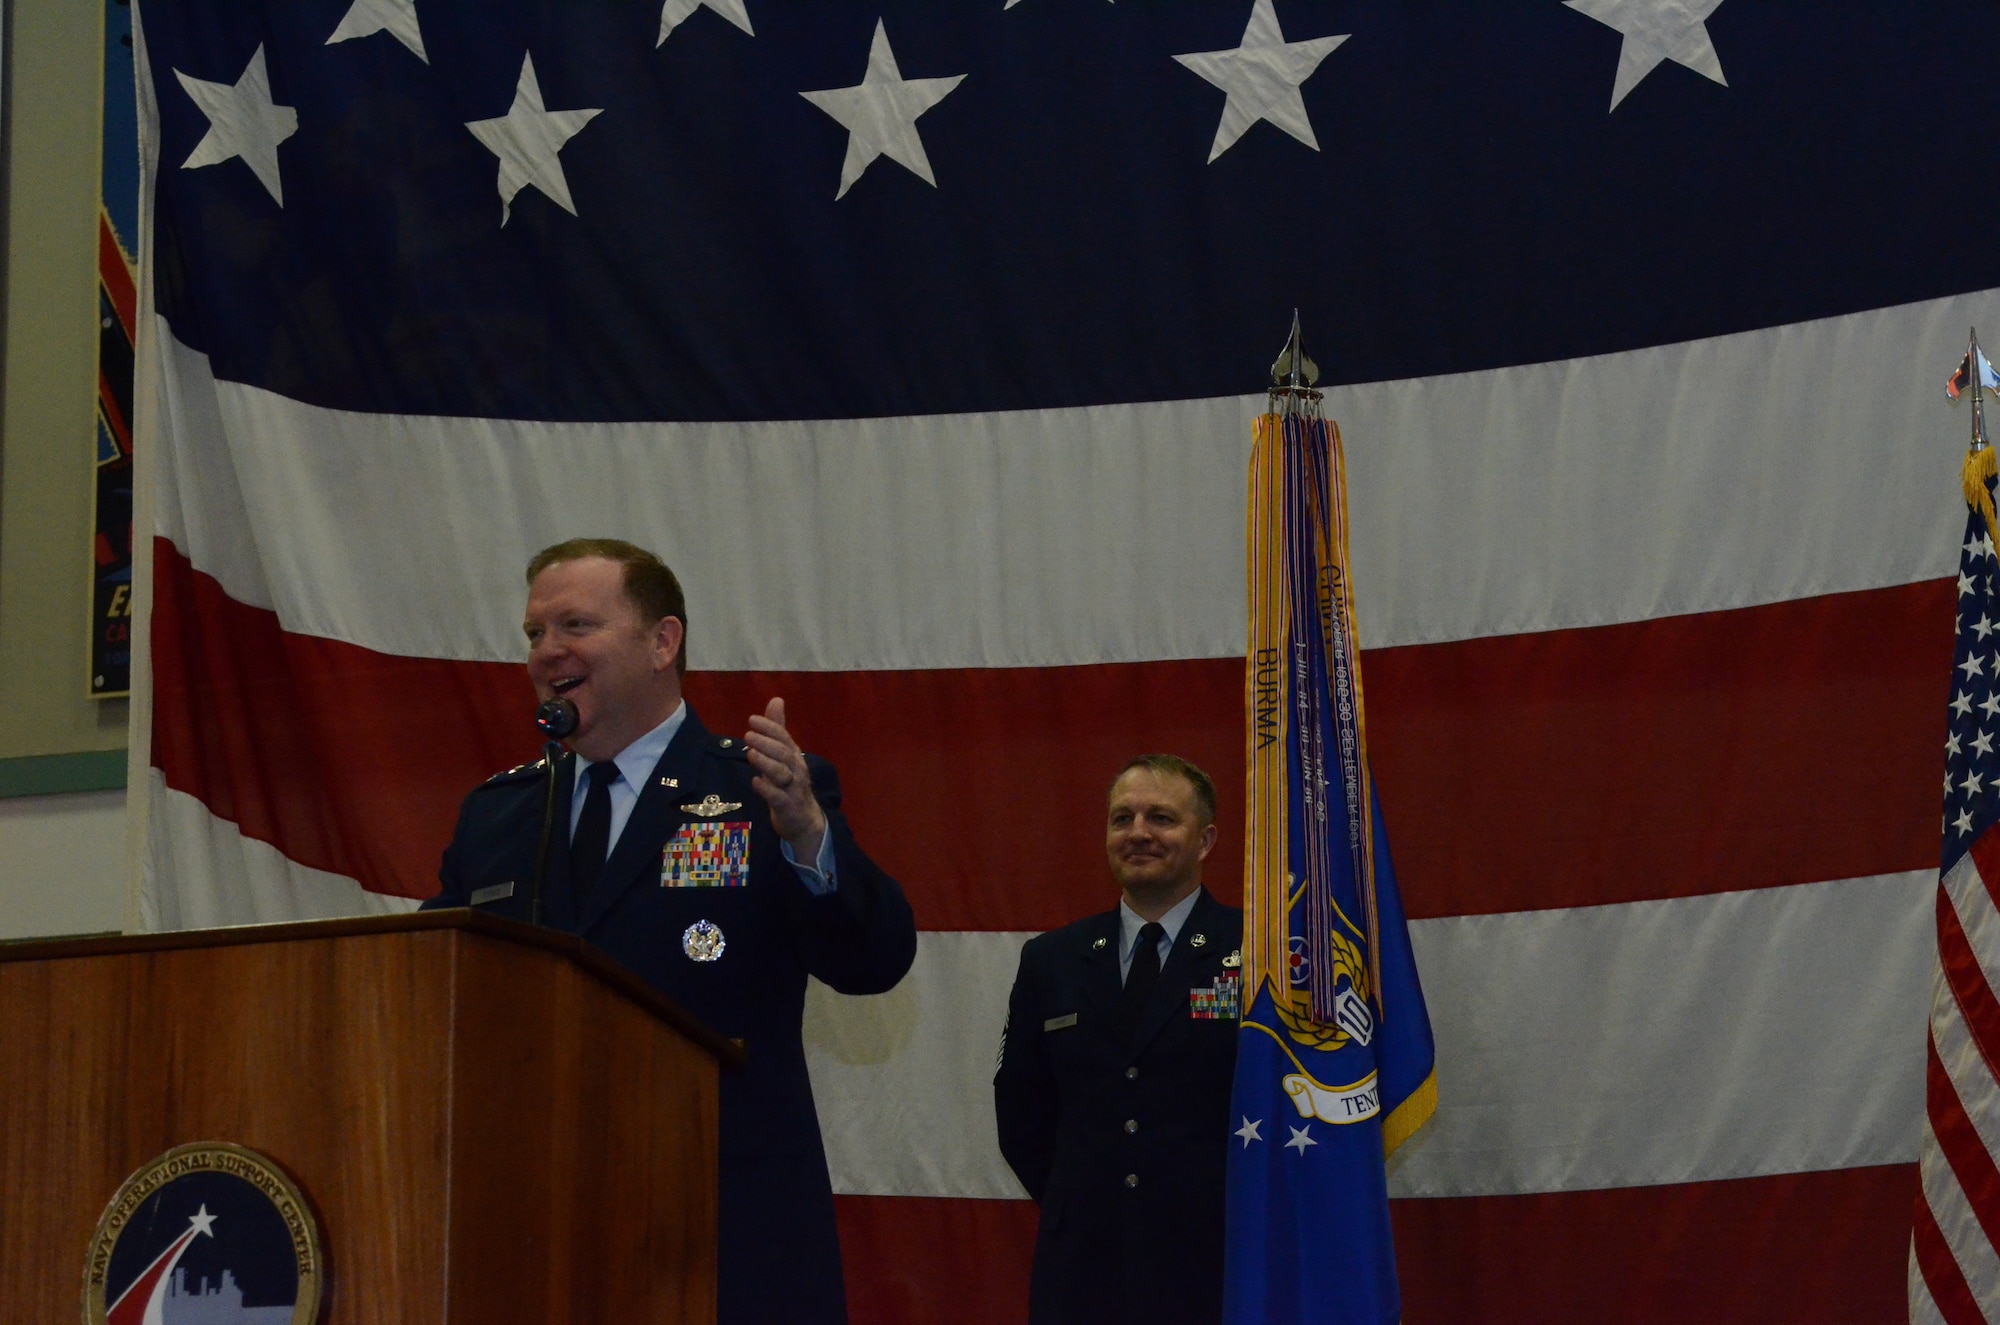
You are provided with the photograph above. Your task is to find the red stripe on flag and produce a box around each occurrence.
[151,543,537,897]
[1927,1033,2000,1253]
[1913,1188,1986,1325]
[1970,825,2000,917]
[1393,1165,1918,1324]
[835,1195,1036,1325]
[1937,886,2000,1081]
[836,1167,1918,1325]
[152,541,1951,923]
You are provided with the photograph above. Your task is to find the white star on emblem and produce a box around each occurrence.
[187,1204,217,1238]
[801,21,966,200]
[1564,0,1728,112]
[1173,0,1348,164]
[1235,1117,1264,1147]
[1978,616,1996,641]
[175,46,298,206]
[1954,691,1975,718]
[1962,655,1986,680]
[465,53,603,225]
[1957,808,1977,836]
[326,0,427,62]
[1284,1124,1317,1153]
[658,0,754,45]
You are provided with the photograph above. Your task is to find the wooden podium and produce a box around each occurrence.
[0,909,740,1322]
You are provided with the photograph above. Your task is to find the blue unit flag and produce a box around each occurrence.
[1229,408,1436,1324]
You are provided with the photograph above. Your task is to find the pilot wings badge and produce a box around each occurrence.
[680,794,744,818]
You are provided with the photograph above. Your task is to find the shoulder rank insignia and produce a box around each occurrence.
[486,757,547,783]
[680,794,744,817]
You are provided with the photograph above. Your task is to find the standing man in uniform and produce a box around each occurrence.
[994,755,1244,1325]
[425,538,916,1325]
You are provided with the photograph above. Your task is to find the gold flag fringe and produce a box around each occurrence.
[1967,446,2000,550]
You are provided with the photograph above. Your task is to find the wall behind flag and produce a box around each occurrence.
[0,0,138,939]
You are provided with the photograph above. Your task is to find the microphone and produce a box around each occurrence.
[535,695,578,739]
[528,696,577,925]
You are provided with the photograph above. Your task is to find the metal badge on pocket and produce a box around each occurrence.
[662,820,752,887]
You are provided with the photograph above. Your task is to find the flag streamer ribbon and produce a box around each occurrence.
[1245,411,1381,1024]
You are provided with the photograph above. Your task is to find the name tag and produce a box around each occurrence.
[1042,1013,1078,1032]
[470,881,514,906]
[662,820,753,888]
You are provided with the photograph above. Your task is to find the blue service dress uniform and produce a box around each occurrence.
[993,888,1244,1325]
[425,705,916,1325]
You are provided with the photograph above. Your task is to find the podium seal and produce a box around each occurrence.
[82,1141,322,1324]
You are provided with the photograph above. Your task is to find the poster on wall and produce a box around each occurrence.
[91,0,137,698]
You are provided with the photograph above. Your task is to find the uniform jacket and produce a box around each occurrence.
[994,888,1244,1325]
[425,705,916,1325]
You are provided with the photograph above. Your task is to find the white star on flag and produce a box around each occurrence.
[1975,731,1994,757]
[659,0,754,46]
[1962,655,1986,679]
[326,0,428,62]
[1967,771,1987,797]
[1284,1124,1318,1153]
[1978,615,1996,640]
[1956,808,1977,836]
[1565,0,1729,112]
[1981,692,2000,719]
[801,21,967,201]
[1953,691,1975,718]
[175,45,298,206]
[1235,1117,1264,1147]
[1173,0,1348,164]
[1963,572,1979,597]
[465,53,603,225]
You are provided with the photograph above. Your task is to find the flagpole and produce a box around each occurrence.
[1973,327,1989,455]
[1268,308,1321,419]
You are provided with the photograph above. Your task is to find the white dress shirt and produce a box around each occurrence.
[1117,887,1202,983]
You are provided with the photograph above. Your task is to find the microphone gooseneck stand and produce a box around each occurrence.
[529,696,579,927]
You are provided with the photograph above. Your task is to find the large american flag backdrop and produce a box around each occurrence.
[128,0,2000,1319]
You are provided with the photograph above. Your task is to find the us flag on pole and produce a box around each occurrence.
[1914,421,2000,1322]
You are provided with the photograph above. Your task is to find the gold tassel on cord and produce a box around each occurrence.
[1965,446,2000,549]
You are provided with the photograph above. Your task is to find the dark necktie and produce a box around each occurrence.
[570,760,621,906]
[1113,921,1166,1042]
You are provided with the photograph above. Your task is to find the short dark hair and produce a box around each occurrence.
[526,538,688,676]
[1111,754,1217,825]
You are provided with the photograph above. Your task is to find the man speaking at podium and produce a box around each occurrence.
[424,538,916,1325]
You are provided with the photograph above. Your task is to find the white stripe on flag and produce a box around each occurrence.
[1933,943,2000,1164]
[143,773,420,931]
[800,871,1932,1201]
[150,289,1981,673]
[1920,1099,2000,1311]
[1946,850,2000,1008]
[1910,1240,1949,1325]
